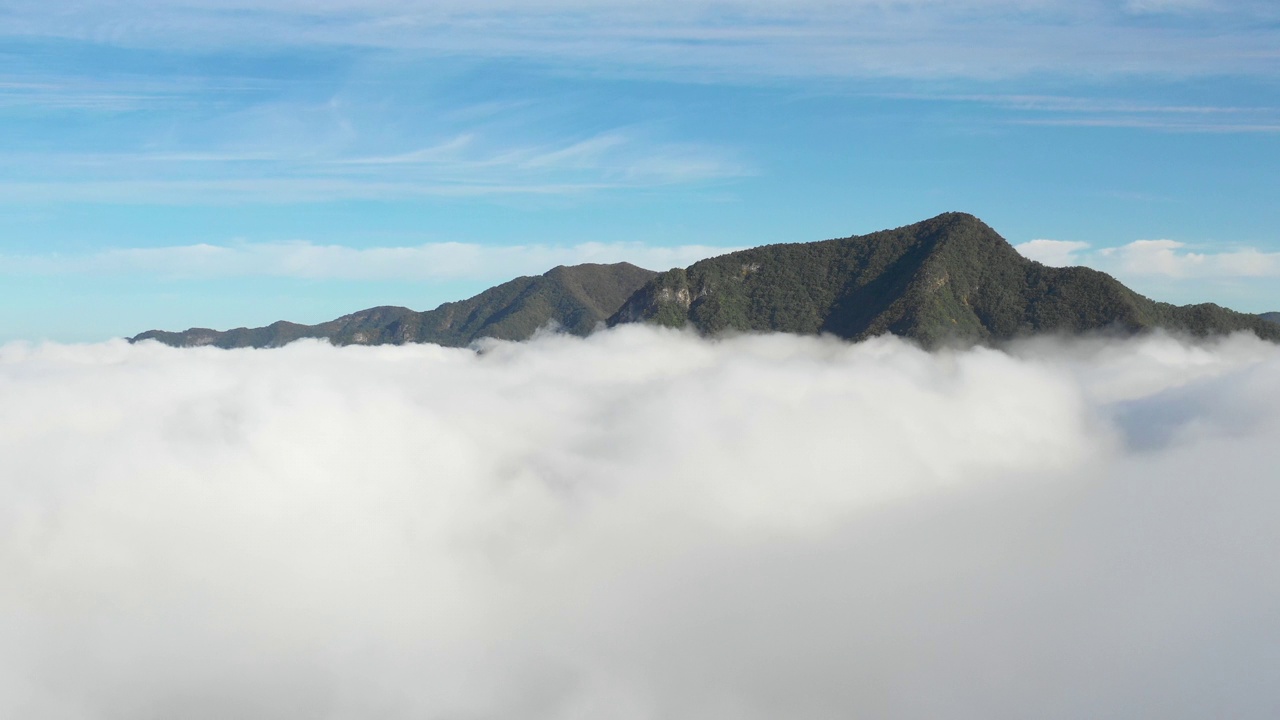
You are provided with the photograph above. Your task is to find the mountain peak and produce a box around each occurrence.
[908,210,986,229]
[608,214,1279,345]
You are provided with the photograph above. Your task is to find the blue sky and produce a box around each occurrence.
[2,0,1279,341]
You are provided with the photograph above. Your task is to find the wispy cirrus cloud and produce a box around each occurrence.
[0,128,750,203]
[3,0,1278,80]
[332,131,744,184]
[887,92,1280,134]
[1,0,1273,214]
[0,239,737,282]
[0,71,276,113]
[1014,118,1280,133]
[1123,0,1217,13]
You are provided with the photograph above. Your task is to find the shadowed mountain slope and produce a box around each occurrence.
[1261,312,1280,325]
[608,213,1280,346]
[132,262,657,348]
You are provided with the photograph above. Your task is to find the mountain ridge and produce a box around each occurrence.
[132,262,656,348]
[132,213,1280,348]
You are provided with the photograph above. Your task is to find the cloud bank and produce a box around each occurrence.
[2,327,1279,718]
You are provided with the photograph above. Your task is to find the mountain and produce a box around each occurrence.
[132,262,657,348]
[608,212,1280,345]
[133,213,1280,349]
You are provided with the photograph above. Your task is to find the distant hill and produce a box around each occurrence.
[1261,312,1280,325]
[132,262,657,348]
[608,213,1280,345]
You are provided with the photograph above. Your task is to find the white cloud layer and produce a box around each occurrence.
[1017,237,1280,278]
[0,241,737,282]
[2,327,1280,718]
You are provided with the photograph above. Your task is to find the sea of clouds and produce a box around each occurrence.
[2,326,1278,719]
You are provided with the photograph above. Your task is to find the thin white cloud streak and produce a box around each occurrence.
[2,327,1279,718]
[1013,118,1280,133]
[0,240,738,281]
[3,0,1279,80]
[0,131,750,203]
[1124,0,1216,12]
[0,74,274,112]
[889,93,1258,115]
[328,131,747,185]
[884,92,1280,134]
[1017,237,1280,278]
[0,178,625,204]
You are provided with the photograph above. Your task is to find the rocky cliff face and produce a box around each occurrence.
[609,269,698,327]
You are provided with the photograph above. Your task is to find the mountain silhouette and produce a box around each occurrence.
[608,212,1280,345]
[132,213,1280,348]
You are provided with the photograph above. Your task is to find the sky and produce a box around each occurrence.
[4,328,1280,717]
[2,0,1280,341]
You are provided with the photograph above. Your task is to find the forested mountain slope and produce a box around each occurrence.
[135,214,1280,349]
[132,262,657,348]
[608,213,1280,346]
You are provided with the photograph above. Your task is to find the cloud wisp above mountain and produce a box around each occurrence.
[3,327,1279,718]
[1019,237,1280,279]
[6,0,1279,80]
[1015,236,1280,312]
[0,240,736,283]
